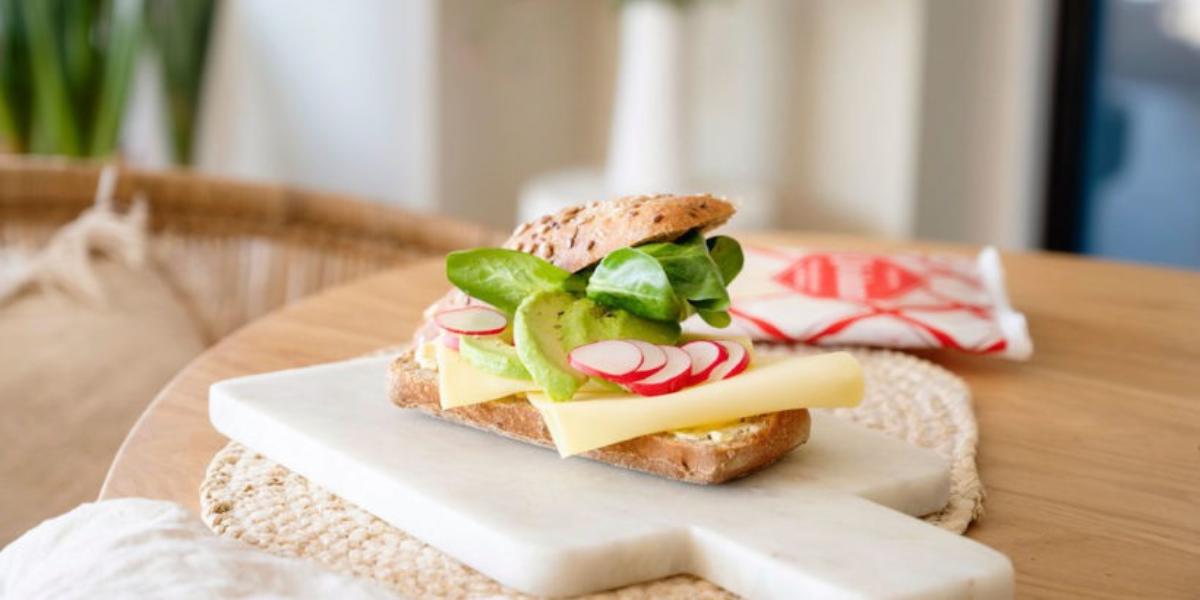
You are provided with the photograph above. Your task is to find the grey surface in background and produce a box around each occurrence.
[1086,0,1200,269]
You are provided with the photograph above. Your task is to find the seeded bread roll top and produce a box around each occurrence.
[414,193,735,346]
[504,193,735,273]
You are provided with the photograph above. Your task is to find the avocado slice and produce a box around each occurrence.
[560,296,681,348]
[514,291,589,401]
[459,335,530,381]
[514,291,683,401]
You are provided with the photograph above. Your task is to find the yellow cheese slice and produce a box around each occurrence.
[528,352,863,456]
[433,343,624,409]
[437,343,537,409]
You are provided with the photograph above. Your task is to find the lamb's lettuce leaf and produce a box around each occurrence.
[445,249,572,313]
[584,247,684,321]
[638,231,728,309]
[707,235,744,286]
[446,231,744,327]
[622,230,742,325]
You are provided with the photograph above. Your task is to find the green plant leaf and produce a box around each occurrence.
[61,0,98,136]
[446,248,574,314]
[450,232,742,329]
[706,235,744,286]
[586,247,684,322]
[89,0,142,157]
[698,309,732,328]
[0,1,32,151]
[1,0,212,158]
[145,0,215,163]
[639,230,730,311]
[562,267,590,294]
[20,0,81,155]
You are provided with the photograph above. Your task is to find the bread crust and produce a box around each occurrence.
[504,193,735,273]
[397,194,800,483]
[388,350,810,484]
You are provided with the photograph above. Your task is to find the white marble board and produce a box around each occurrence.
[210,355,1013,598]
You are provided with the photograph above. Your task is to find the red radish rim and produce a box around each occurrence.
[720,341,750,378]
[434,306,508,335]
[568,340,644,381]
[627,346,693,396]
[707,341,749,382]
[681,340,728,385]
[637,346,690,383]
[626,340,667,378]
[724,356,749,379]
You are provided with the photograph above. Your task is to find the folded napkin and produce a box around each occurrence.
[0,499,399,599]
[685,245,1032,359]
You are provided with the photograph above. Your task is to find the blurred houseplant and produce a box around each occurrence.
[0,0,215,163]
[144,0,214,164]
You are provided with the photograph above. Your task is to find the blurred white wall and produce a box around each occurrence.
[683,0,925,238]
[196,0,611,224]
[187,0,1053,248]
[779,0,926,238]
[435,1,615,225]
[195,0,438,209]
[913,1,1054,249]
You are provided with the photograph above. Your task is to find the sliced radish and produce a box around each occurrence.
[706,341,750,382]
[626,340,667,379]
[440,332,461,351]
[681,340,729,385]
[568,340,644,382]
[434,306,507,335]
[627,345,692,396]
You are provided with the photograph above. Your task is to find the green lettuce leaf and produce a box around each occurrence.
[706,235,744,286]
[638,230,730,310]
[585,247,684,321]
[445,248,573,313]
[447,231,744,327]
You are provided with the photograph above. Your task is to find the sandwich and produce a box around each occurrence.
[388,194,864,484]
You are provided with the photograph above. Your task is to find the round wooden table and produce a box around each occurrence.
[100,233,1200,598]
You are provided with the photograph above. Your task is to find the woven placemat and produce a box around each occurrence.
[200,346,983,598]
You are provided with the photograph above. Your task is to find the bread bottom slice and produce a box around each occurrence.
[387,350,810,484]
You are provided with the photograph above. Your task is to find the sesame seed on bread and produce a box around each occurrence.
[412,193,735,346]
[504,193,735,273]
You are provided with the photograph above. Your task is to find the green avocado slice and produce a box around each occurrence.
[560,296,681,348]
[514,291,682,401]
[458,335,530,381]
[514,291,589,401]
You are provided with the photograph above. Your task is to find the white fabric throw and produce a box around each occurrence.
[0,499,401,599]
[0,166,148,305]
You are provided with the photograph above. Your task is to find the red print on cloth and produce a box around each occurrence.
[773,255,924,301]
[718,246,1027,357]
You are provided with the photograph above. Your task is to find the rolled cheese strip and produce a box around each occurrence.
[528,351,864,457]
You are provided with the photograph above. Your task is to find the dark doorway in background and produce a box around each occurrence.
[1044,0,1200,269]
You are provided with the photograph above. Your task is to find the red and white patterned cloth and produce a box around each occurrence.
[688,246,1032,360]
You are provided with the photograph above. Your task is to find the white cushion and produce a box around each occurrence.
[0,499,399,599]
